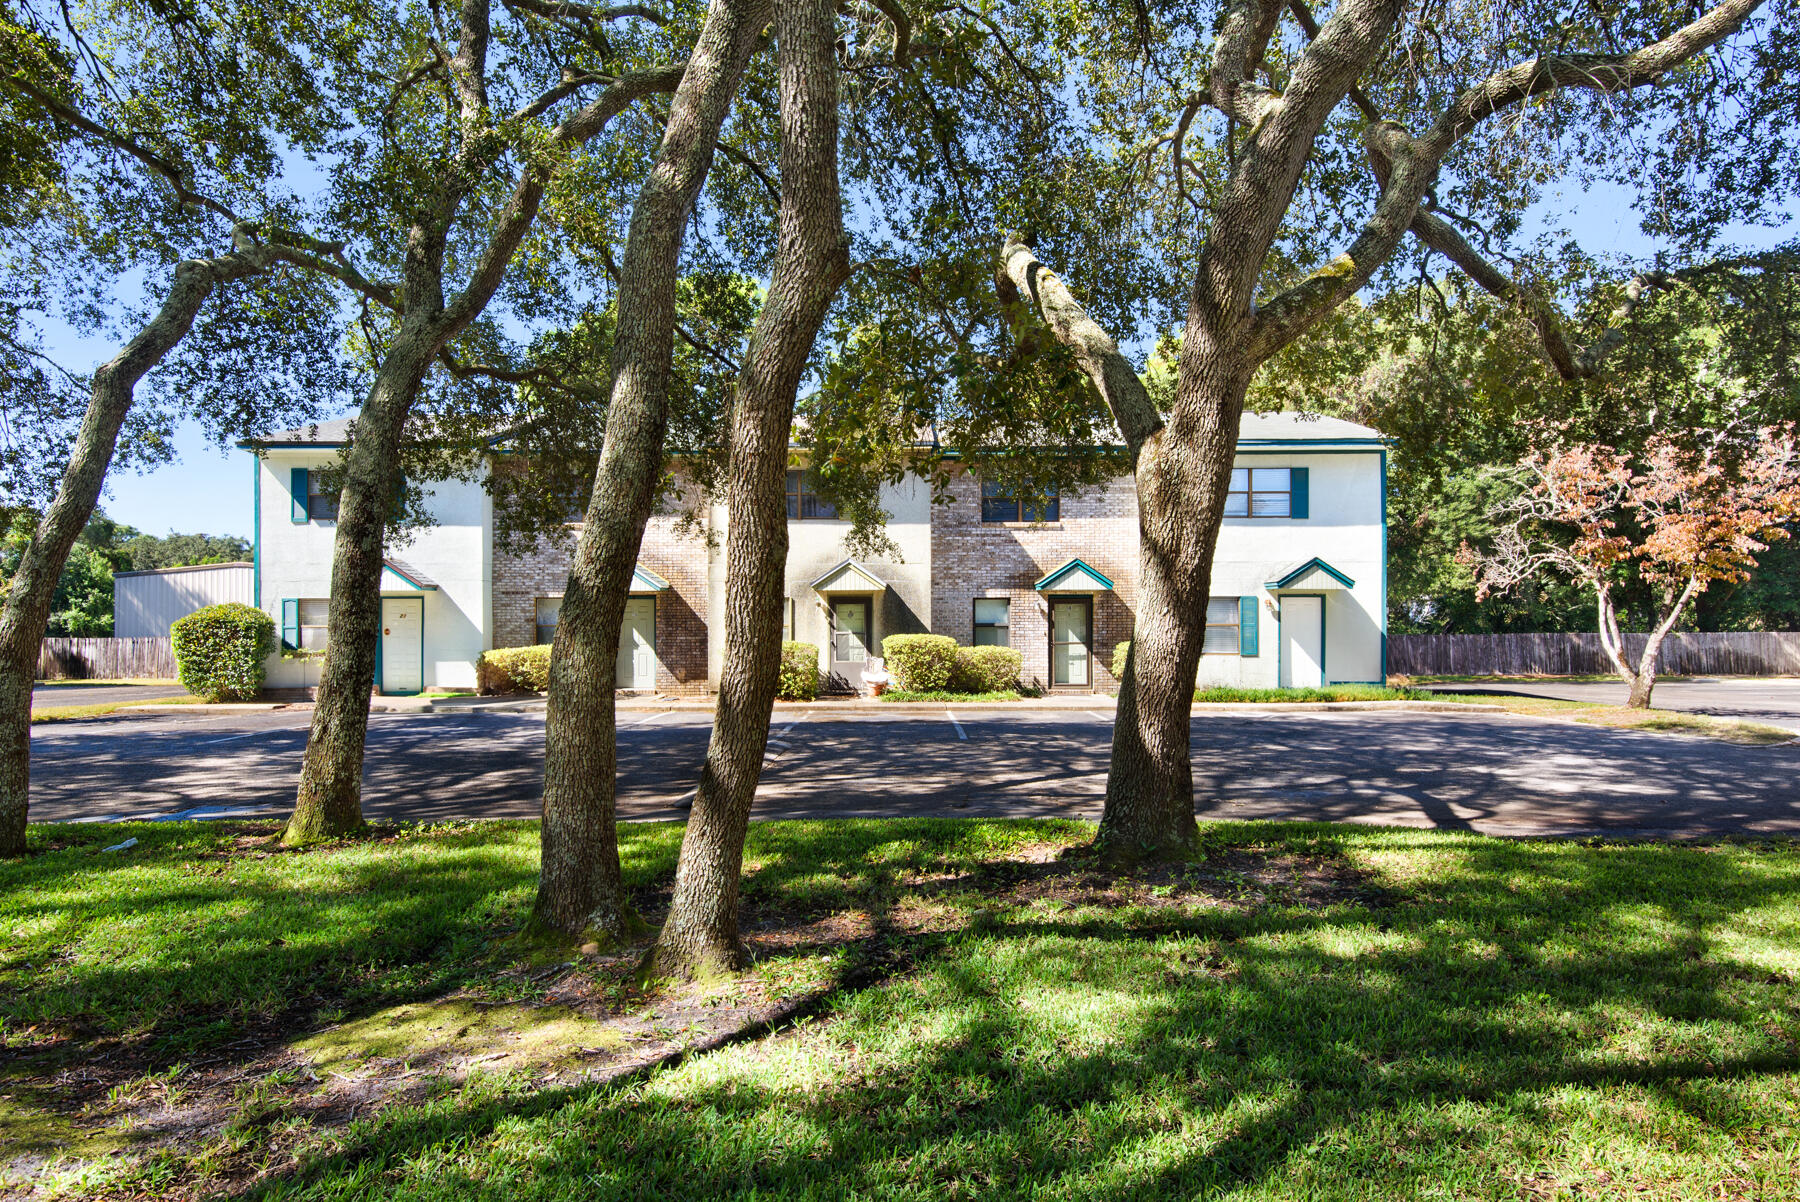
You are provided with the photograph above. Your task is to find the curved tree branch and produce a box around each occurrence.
[1245,0,1766,362]
[1438,0,1763,145]
[440,59,689,337]
[997,234,1162,461]
[1209,0,1285,126]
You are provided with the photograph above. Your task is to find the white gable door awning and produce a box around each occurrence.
[810,558,888,595]
[379,558,440,594]
[630,565,671,595]
[1264,557,1355,591]
[1034,558,1115,593]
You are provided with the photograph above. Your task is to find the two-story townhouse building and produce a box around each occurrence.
[244,411,1385,695]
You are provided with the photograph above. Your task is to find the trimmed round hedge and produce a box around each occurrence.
[951,644,1023,694]
[171,603,276,702]
[477,645,552,694]
[881,633,958,692]
[778,641,821,700]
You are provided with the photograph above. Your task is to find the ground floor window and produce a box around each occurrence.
[1202,597,1240,654]
[973,597,1010,646]
[535,597,560,645]
[298,598,330,650]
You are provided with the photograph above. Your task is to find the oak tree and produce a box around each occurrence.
[988,0,1792,858]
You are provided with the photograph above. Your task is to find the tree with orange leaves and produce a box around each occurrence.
[1464,427,1800,708]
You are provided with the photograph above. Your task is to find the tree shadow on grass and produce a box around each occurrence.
[236,827,1800,1200]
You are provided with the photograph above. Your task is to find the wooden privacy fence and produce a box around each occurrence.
[36,637,178,681]
[1389,632,1800,677]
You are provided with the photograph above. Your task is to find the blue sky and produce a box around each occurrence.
[63,179,1800,540]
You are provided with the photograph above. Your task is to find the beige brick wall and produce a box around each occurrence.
[491,513,712,695]
[929,466,1140,691]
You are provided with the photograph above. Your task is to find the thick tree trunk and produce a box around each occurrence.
[279,48,681,845]
[530,0,772,941]
[283,329,436,845]
[995,237,1216,861]
[1098,355,1250,860]
[0,253,263,856]
[645,0,848,979]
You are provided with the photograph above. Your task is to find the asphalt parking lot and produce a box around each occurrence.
[30,682,189,709]
[25,704,1800,838]
[1423,677,1800,732]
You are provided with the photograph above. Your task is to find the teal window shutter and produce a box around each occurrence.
[1239,596,1259,657]
[281,598,300,650]
[290,468,309,522]
[1289,467,1309,519]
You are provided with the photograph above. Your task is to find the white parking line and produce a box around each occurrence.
[1086,711,1112,722]
[622,711,671,728]
[200,730,267,744]
[946,708,967,740]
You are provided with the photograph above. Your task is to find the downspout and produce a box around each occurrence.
[252,450,262,609]
[1378,447,1388,682]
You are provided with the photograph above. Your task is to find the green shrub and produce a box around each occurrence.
[1113,642,1131,682]
[881,634,959,692]
[778,641,820,701]
[171,603,275,702]
[951,645,1023,694]
[478,644,552,694]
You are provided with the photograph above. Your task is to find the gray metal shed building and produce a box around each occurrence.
[112,562,255,637]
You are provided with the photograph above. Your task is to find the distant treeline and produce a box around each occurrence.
[1,511,249,637]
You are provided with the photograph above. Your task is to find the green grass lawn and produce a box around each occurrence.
[1194,684,1432,703]
[29,695,203,723]
[4,819,1799,1199]
[1426,692,1797,745]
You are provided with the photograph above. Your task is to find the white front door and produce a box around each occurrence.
[1280,595,1324,688]
[380,597,424,694]
[829,597,871,681]
[617,597,656,689]
[1050,598,1091,687]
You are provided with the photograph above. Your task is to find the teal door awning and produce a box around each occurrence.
[1264,557,1355,590]
[1034,558,1115,593]
[630,565,671,594]
[810,558,887,594]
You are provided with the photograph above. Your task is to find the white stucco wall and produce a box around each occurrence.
[254,449,493,690]
[1202,450,1386,687]
[705,474,933,686]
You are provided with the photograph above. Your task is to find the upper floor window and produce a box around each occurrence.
[1225,467,1296,518]
[980,481,1059,523]
[786,470,837,520]
[307,470,340,521]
